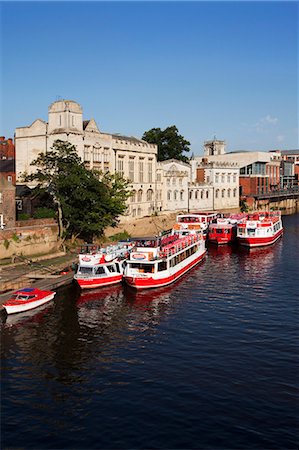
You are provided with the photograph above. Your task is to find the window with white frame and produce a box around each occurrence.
[139,159,144,183]
[93,147,101,162]
[148,160,153,183]
[117,157,124,177]
[137,189,142,202]
[147,189,153,201]
[131,190,136,202]
[222,189,225,198]
[221,174,225,183]
[215,173,219,183]
[227,173,231,183]
[84,146,90,161]
[216,189,219,198]
[103,148,109,162]
[129,158,135,181]
[167,191,171,201]
[233,188,237,197]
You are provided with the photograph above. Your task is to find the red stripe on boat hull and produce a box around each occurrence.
[124,250,206,290]
[238,229,283,248]
[75,274,122,289]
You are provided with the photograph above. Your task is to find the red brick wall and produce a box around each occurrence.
[196,168,205,183]
[0,137,15,159]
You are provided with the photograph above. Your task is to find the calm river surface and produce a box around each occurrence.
[1,214,298,449]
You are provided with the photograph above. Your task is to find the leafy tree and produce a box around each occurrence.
[142,126,191,162]
[23,140,131,244]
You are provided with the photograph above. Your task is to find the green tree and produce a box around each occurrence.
[23,140,131,244]
[142,126,191,162]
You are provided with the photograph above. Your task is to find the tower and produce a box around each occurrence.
[204,139,226,157]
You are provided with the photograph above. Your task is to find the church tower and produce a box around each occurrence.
[204,139,226,157]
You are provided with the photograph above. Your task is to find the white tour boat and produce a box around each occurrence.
[3,287,56,315]
[123,232,206,290]
[237,211,283,247]
[172,212,218,239]
[74,242,132,289]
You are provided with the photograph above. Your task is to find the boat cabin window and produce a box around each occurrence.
[95,266,105,275]
[247,228,256,236]
[129,262,155,273]
[107,265,116,273]
[78,266,93,274]
[158,261,167,272]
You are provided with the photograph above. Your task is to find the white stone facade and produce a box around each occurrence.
[156,160,191,212]
[15,100,158,220]
[190,158,240,210]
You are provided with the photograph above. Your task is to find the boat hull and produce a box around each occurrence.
[124,250,206,290]
[74,274,123,289]
[3,293,55,315]
[237,228,283,248]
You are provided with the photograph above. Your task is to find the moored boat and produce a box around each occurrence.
[3,287,56,315]
[237,211,283,248]
[74,242,132,289]
[172,211,218,239]
[123,232,206,290]
[208,213,246,245]
[208,221,237,245]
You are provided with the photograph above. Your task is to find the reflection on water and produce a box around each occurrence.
[1,215,298,450]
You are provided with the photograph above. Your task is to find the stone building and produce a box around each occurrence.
[15,100,158,220]
[156,160,191,212]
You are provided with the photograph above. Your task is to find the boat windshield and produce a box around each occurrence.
[78,266,93,274]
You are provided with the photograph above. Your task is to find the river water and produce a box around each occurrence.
[1,214,298,449]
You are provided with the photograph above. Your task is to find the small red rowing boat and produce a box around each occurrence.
[3,287,56,315]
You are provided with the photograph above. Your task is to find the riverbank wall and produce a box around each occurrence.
[0,219,60,260]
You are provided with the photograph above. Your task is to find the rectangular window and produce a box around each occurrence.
[93,147,101,162]
[139,160,144,183]
[117,158,124,177]
[84,146,90,161]
[148,161,153,183]
[129,158,135,181]
[103,148,109,162]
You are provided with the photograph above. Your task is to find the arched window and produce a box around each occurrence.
[222,189,225,198]
[216,189,219,198]
[131,190,136,202]
[180,190,184,201]
[206,190,209,199]
[195,190,198,199]
[189,190,193,200]
[167,190,171,201]
[201,190,204,199]
[167,178,170,186]
[146,189,153,201]
[233,188,237,197]
[137,189,143,202]
[228,189,231,198]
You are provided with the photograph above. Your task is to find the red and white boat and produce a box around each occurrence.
[172,212,217,239]
[3,287,56,315]
[123,232,206,290]
[208,213,247,245]
[74,242,132,289]
[237,211,283,247]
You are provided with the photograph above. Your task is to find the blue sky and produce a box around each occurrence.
[0,1,298,155]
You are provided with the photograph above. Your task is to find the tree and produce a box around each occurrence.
[23,140,131,244]
[142,126,191,162]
